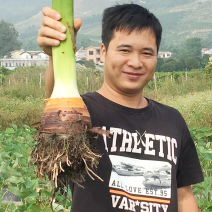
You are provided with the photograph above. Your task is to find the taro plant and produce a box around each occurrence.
[32,0,107,192]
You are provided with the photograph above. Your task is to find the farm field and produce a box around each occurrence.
[0,66,211,211]
[0,66,212,130]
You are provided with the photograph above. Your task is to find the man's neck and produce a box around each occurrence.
[97,83,148,109]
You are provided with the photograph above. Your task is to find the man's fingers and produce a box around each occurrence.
[37,36,60,48]
[38,8,82,56]
[42,16,66,33]
[42,6,61,21]
[38,26,66,42]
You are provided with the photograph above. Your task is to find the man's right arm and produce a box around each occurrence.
[37,7,82,98]
[45,56,54,98]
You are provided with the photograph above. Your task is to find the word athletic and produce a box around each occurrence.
[102,127,178,164]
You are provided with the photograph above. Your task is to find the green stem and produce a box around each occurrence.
[51,0,80,98]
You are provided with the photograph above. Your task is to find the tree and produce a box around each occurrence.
[0,20,21,57]
[160,61,176,72]
[175,61,185,71]
[165,57,176,63]
[185,57,199,70]
[201,54,210,67]
[177,38,202,60]
[185,37,202,57]
[156,58,164,72]
[22,38,41,51]
[0,67,9,75]
[178,48,188,60]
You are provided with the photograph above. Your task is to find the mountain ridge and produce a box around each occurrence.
[1,0,212,49]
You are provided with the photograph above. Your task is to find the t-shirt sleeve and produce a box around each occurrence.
[176,121,204,188]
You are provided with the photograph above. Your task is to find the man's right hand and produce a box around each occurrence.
[37,6,82,56]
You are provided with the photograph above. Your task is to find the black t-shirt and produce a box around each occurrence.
[70,92,204,212]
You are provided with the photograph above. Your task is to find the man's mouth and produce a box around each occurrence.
[124,72,142,79]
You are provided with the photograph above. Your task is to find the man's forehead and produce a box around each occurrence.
[111,28,156,41]
[111,28,157,47]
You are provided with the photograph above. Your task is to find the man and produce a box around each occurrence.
[37,4,204,212]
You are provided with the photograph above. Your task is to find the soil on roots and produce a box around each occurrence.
[32,119,103,187]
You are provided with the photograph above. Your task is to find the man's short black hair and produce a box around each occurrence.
[101,4,162,52]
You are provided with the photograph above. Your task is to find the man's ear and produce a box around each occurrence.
[100,43,106,63]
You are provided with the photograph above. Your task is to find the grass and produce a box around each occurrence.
[0,65,104,130]
[160,90,212,129]
[0,67,212,130]
[0,95,45,129]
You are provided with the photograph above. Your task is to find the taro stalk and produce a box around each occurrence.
[32,0,108,188]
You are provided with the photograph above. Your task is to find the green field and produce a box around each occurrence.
[0,67,211,130]
[0,66,211,211]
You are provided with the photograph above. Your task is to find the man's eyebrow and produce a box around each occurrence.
[116,44,132,48]
[116,45,156,53]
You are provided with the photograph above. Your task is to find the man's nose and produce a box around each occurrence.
[127,53,143,69]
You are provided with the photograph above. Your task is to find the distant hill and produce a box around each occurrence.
[1,0,212,50]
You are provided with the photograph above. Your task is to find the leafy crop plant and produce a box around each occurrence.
[31,0,109,189]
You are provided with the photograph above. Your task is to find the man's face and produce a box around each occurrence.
[100,29,158,96]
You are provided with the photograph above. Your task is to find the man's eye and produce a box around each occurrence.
[120,49,130,53]
[142,52,152,56]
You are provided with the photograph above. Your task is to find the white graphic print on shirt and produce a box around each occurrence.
[109,155,171,212]
[102,127,176,212]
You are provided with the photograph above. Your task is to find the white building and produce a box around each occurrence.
[0,49,49,69]
[158,51,172,58]
[75,47,86,61]
[201,47,212,56]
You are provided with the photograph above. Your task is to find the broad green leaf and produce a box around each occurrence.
[52,202,65,211]
[24,177,32,189]
[18,157,28,167]
[203,153,212,161]
[7,176,25,184]
[203,198,211,208]
[17,205,27,211]
[206,142,211,148]
[195,133,205,138]
[13,153,23,158]
[42,190,53,197]
[189,127,197,131]
[0,162,22,179]
[204,131,212,137]
[8,203,17,211]
[25,168,34,177]
[201,127,212,132]
[197,146,207,153]
[8,186,32,199]
[42,207,53,212]
[13,157,19,167]
[28,204,41,212]
[5,128,15,134]
[67,187,72,197]
[55,195,63,202]
[1,152,11,159]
